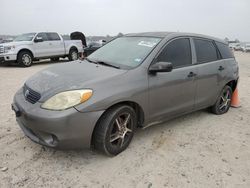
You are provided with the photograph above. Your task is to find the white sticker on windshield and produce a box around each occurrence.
[134,58,141,62]
[138,41,157,48]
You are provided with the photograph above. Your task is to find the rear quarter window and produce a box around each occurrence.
[194,39,218,63]
[215,42,234,59]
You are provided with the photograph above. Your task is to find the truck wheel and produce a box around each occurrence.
[51,57,60,62]
[211,85,232,115]
[17,51,33,67]
[68,49,78,61]
[93,105,136,156]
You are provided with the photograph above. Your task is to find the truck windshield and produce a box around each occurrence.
[14,33,36,41]
[88,36,162,69]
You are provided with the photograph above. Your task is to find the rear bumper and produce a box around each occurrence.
[12,89,104,149]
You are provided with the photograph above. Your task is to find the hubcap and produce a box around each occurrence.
[110,113,132,148]
[219,89,231,111]
[71,51,78,60]
[22,54,31,65]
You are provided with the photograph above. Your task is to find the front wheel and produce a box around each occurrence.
[93,105,137,156]
[17,51,33,67]
[68,49,78,61]
[211,85,232,115]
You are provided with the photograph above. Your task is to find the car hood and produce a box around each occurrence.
[1,41,33,47]
[25,60,128,101]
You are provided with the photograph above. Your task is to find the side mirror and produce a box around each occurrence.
[34,37,43,43]
[149,62,173,74]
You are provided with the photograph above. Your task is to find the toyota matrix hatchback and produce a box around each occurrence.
[12,32,239,156]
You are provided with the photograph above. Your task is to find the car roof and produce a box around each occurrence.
[125,32,227,44]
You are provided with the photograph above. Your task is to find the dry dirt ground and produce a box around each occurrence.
[0,52,249,188]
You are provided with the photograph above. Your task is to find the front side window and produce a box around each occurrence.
[88,37,161,69]
[36,33,48,41]
[157,38,192,68]
[47,33,61,41]
[194,39,218,63]
[215,42,234,59]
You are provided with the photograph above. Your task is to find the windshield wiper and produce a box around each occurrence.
[84,57,120,69]
[84,57,97,64]
[96,61,120,69]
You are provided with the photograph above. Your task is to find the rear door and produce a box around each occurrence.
[33,33,50,57]
[46,32,65,56]
[148,38,198,122]
[192,38,226,109]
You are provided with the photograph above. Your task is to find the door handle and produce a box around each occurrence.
[218,66,225,71]
[187,72,197,78]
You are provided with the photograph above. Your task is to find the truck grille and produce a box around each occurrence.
[0,46,3,54]
[23,84,41,104]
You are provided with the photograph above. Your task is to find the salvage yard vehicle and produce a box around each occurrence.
[244,44,250,52]
[84,41,103,56]
[234,43,241,51]
[0,32,83,67]
[12,32,239,156]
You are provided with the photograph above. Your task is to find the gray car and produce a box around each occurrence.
[12,32,239,156]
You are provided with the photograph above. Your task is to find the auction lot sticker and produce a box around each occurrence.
[138,41,157,48]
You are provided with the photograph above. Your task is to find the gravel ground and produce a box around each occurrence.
[0,53,250,188]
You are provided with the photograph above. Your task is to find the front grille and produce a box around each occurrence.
[0,46,3,54]
[23,84,41,104]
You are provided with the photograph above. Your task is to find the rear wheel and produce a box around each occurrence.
[17,51,33,67]
[211,85,232,115]
[68,48,78,61]
[93,105,136,156]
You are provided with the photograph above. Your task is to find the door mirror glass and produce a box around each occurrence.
[34,37,43,43]
[149,62,173,74]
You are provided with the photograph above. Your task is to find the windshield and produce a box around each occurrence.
[14,33,36,41]
[88,37,161,69]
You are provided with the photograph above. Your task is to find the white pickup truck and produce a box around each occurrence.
[0,32,83,67]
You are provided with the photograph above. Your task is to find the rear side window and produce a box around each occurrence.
[194,39,218,63]
[215,42,234,59]
[157,38,192,68]
[47,33,61,41]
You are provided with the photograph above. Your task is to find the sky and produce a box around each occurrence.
[0,0,250,41]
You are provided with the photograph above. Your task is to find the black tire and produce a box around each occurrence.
[211,85,232,115]
[68,48,78,61]
[17,51,33,67]
[51,57,60,62]
[93,105,137,156]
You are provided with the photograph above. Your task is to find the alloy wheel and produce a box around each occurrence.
[109,113,133,148]
[71,51,78,61]
[219,88,231,112]
[22,54,32,66]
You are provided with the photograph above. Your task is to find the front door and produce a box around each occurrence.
[148,38,197,122]
[33,33,51,58]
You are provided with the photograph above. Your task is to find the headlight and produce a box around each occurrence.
[4,45,15,53]
[41,89,93,110]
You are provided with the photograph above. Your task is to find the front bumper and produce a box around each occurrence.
[12,89,104,149]
[0,53,17,62]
